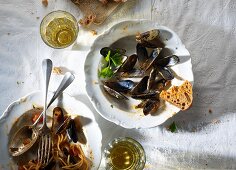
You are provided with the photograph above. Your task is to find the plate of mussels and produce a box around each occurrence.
[85,20,194,128]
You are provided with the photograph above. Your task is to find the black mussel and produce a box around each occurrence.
[56,116,71,134]
[130,76,149,95]
[117,54,138,73]
[67,119,78,143]
[145,49,179,71]
[139,49,161,71]
[136,29,165,48]
[104,80,134,93]
[52,107,65,133]
[154,55,179,67]
[154,79,167,91]
[100,47,126,57]
[131,91,159,100]
[147,67,158,91]
[157,48,174,60]
[143,99,160,115]
[136,43,149,68]
[120,69,145,78]
[103,85,128,100]
[150,48,159,58]
[157,67,174,80]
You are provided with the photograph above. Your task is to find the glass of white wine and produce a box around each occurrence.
[40,10,78,49]
[104,137,146,170]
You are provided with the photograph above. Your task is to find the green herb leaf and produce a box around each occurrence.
[99,48,124,78]
[105,50,111,62]
[169,121,177,133]
[99,67,113,78]
[111,53,123,67]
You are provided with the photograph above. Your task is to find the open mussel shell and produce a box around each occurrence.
[154,55,180,67]
[136,29,165,48]
[147,67,158,91]
[66,119,78,143]
[131,91,159,100]
[117,54,138,73]
[103,85,128,100]
[130,76,149,95]
[56,116,71,134]
[143,99,160,115]
[136,43,149,68]
[100,47,126,57]
[103,80,134,93]
[157,48,174,60]
[135,100,148,109]
[157,67,174,80]
[139,48,162,71]
[119,69,145,78]
[52,107,65,133]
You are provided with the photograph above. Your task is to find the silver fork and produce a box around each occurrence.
[37,59,53,167]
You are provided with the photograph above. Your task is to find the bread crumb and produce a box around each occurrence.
[79,14,96,27]
[53,67,63,75]
[209,109,212,113]
[20,97,27,103]
[93,81,99,85]
[36,17,40,20]
[42,0,48,7]
[90,30,97,36]
[123,25,128,31]
[7,33,10,35]
[212,119,220,124]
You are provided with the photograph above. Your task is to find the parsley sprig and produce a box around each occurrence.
[99,50,123,78]
[169,121,177,133]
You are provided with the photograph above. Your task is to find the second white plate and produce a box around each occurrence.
[84,20,194,129]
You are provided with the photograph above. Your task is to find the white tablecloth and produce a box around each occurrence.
[0,0,236,169]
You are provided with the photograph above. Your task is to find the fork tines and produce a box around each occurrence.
[37,134,52,167]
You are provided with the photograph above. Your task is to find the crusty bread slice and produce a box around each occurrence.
[160,80,193,110]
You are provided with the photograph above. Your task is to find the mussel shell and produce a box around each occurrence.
[103,85,128,100]
[119,69,145,78]
[135,100,148,109]
[150,48,162,58]
[143,99,160,115]
[131,91,159,100]
[136,43,149,68]
[130,76,149,95]
[104,80,134,93]
[100,47,126,57]
[157,67,174,80]
[117,54,138,73]
[56,116,71,134]
[52,107,64,133]
[154,55,179,67]
[136,29,164,48]
[157,48,174,60]
[147,67,158,91]
[66,119,78,143]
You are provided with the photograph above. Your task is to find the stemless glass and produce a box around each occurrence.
[40,10,78,49]
[104,137,146,170]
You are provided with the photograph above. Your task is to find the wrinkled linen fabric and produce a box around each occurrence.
[0,0,236,169]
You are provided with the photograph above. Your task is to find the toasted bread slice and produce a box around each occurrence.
[160,80,193,110]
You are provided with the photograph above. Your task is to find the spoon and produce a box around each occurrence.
[9,71,75,156]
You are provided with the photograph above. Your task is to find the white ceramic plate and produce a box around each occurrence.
[84,20,194,129]
[0,91,102,169]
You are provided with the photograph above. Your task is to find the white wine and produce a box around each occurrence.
[45,18,77,48]
[40,11,78,49]
[104,137,146,170]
